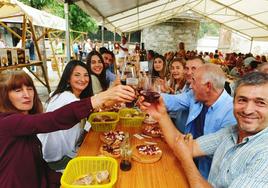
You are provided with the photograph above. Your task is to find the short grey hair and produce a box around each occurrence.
[234,72,268,96]
[257,62,268,73]
[199,64,226,89]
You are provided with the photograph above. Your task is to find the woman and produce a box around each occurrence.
[152,54,167,79]
[38,60,93,171]
[0,70,135,188]
[86,50,109,95]
[166,58,186,94]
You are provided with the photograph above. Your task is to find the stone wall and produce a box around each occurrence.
[141,19,200,55]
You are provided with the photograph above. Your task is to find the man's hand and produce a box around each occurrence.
[173,134,194,162]
[138,96,168,122]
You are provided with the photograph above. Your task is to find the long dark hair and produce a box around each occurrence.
[86,51,109,90]
[0,70,43,114]
[48,60,93,102]
[152,54,166,79]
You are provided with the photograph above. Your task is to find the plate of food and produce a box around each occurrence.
[132,144,162,163]
[142,124,163,138]
[99,144,121,158]
[100,131,125,145]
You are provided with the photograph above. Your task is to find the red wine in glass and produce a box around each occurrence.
[120,159,132,171]
[121,79,126,85]
[140,90,160,103]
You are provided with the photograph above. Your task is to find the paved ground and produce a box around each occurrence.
[30,61,64,103]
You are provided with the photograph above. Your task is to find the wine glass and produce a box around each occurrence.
[140,76,161,103]
[125,66,138,107]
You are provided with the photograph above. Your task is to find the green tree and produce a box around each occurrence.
[69,4,98,36]
[198,22,220,38]
[20,0,98,35]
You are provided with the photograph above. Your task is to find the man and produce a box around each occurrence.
[172,56,205,132]
[146,50,155,74]
[84,39,93,56]
[100,48,116,84]
[144,72,268,187]
[182,56,205,92]
[161,63,237,179]
[72,42,78,60]
[117,36,128,69]
[258,62,268,74]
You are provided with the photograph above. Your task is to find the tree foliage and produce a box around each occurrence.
[20,0,98,35]
[198,22,220,39]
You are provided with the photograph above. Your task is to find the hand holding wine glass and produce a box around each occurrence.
[140,76,161,103]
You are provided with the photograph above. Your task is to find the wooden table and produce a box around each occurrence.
[78,124,189,188]
[0,61,51,93]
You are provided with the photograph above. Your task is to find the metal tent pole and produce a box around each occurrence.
[64,1,71,62]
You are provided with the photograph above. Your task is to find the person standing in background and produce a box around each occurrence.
[0,33,6,48]
[26,34,35,61]
[84,39,93,57]
[72,42,79,60]
[117,35,129,70]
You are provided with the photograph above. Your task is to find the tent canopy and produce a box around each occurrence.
[0,0,66,30]
[75,0,268,41]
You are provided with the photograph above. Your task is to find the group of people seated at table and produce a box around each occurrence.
[1,44,268,187]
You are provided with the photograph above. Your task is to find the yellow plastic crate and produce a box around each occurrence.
[61,156,118,188]
[88,112,119,132]
[119,108,145,127]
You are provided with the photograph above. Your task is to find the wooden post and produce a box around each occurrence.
[47,29,61,78]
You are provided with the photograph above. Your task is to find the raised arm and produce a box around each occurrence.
[140,97,211,188]
[139,97,205,157]
[1,85,135,136]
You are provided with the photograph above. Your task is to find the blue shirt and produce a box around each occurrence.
[197,126,268,188]
[106,69,116,84]
[162,89,237,178]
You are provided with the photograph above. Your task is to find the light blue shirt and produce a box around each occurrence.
[162,89,237,178]
[197,126,268,188]
[106,69,116,84]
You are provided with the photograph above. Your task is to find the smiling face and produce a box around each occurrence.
[69,65,90,97]
[8,85,34,114]
[234,83,268,136]
[90,55,103,75]
[102,53,113,68]
[170,61,184,80]
[153,58,164,72]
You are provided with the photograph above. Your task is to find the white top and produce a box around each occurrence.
[117,43,128,58]
[91,74,103,95]
[37,91,90,162]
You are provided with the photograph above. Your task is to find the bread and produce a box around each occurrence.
[99,144,121,158]
[72,174,94,185]
[100,131,125,145]
[132,144,162,163]
[142,124,162,137]
[96,170,110,184]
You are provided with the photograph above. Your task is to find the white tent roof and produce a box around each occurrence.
[0,0,66,30]
[75,0,268,41]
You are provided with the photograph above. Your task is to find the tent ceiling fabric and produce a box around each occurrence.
[0,0,66,30]
[76,0,268,40]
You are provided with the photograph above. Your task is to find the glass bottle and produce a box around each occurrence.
[120,132,132,171]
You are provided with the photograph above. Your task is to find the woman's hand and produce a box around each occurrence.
[110,74,121,87]
[91,85,135,109]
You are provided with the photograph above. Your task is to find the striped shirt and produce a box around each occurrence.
[197,126,268,187]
